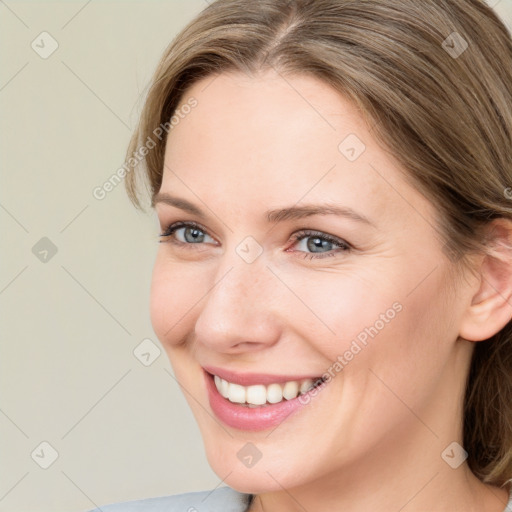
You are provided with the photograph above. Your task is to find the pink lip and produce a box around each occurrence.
[202,365,322,386]
[203,368,326,431]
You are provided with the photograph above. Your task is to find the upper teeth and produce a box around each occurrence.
[213,375,321,406]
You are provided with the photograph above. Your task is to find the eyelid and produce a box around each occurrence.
[289,229,350,248]
[159,220,207,238]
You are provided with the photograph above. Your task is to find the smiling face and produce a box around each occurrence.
[150,70,477,493]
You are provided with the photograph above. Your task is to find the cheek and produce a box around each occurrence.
[280,266,403,358]
[338,265,457,428]
[149,254,205,346]
[284,260,453,396]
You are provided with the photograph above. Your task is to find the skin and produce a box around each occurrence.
[151,70,512,512]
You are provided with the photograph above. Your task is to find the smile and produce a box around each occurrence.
[213,374,323,406]
[203,367,327,431]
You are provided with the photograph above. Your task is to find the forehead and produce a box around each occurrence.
[160,70,434,230]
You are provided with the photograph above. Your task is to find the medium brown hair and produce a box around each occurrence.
[125,0,512,487]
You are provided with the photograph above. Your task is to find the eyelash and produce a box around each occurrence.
[159,221,351,259]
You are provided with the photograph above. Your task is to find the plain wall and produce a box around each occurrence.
[1,1,511,511]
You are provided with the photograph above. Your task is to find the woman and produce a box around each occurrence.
[90,0,512,510]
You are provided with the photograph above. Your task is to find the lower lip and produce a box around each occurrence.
[204,370,325,431]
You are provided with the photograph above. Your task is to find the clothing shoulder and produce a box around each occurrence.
[86,486,252,512]
[506,486,512,512]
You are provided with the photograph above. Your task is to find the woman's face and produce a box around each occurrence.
[151,70,475,492]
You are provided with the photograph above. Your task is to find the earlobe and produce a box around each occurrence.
[459,219,512,342]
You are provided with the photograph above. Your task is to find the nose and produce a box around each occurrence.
[193,252,283,354]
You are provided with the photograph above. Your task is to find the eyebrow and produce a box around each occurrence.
[152,192,374,226]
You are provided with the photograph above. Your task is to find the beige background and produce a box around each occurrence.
[1,1,511,511]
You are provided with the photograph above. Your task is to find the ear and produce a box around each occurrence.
[459,218,512,342]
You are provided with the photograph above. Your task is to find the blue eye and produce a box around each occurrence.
[159,221,216,245]
[159,222,351,259]
[289,230,351,259]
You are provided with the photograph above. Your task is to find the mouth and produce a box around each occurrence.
[203,366,327,431]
